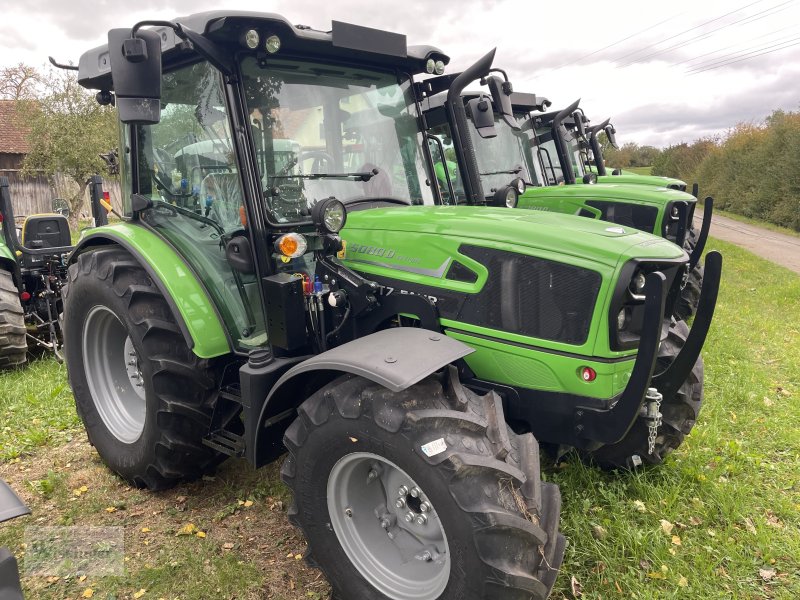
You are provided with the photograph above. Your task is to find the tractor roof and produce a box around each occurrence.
[78,11,449,91]
[422,89,550,113]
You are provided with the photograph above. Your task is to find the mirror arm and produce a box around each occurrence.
[130,20,234,76]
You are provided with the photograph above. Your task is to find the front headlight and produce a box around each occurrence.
[630,271,646,294]
[617,308,628,330]
[312,197,347,233]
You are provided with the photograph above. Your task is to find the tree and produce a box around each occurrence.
[0,63,41,100]
[19,67,117,231]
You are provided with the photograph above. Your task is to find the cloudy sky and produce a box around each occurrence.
[2,0,799,146]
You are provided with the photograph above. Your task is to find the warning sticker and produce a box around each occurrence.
[420,438,447,457]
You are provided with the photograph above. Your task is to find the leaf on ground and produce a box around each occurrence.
[133,589,147,598]
[672,535,682,546]
[591,524,608,540]
[660,519,674,535]
[195,531,206,539]
[222,543,235,550]
[105,507,117,513]
[678,575,688,587]
[759,568,776,581]
[632,500,646,513]
[176,523,197,536]
[744,517,757,534]
[689,516,702,526]
[141,527,151,533]
[243,500,254,508]
[81,589,94,598]
[570,575,582,598]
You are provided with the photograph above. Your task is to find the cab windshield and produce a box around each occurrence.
[465,113,544,200]
[240,57,435,223]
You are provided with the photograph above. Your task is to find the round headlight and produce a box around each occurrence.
[243,29,260,49]
[493,186,518,208]
[312,197,347,234]
[434,60,446,75]
[632,272,646,293]
[617,308,627,330]
[275,233,307,258]
[425,59,435,74]
[265,35,281,54]
[671,205,680,219]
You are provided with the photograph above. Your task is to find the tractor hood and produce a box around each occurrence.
[341,205,684,269]
[526,182,695,208]
[597,173,687,191]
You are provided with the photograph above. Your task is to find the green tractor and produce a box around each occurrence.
[66,11,720,599]
[583,117,689,190]
[0,175,110,368]
[420,56,711,320]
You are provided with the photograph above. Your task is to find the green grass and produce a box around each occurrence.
[625,166,654,176]
[0,359,79,460]
[1,237,798,599]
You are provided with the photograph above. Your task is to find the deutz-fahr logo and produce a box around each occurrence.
[346,242,422,265]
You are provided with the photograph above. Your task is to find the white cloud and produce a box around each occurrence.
[2,0,799,145]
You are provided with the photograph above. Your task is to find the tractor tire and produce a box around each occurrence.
[63,247,225,490]
[675,229,704,321]
[0,269,27,370]
[282,369,565,600]
[586,320,703,470]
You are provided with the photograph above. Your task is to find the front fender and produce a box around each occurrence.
[251,328,473,466]
[69,224,229,359]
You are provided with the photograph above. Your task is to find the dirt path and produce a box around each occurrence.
[695,208,800,275]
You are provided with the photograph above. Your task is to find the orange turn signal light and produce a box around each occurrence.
[275,233,307,258]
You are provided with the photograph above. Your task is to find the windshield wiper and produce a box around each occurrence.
[480,166,523,176]
[271,168,381,182]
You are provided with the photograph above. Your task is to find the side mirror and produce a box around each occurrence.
[486,75,518,129]
[605,124,618,148]
[108,28,163,124]
[582,173,598,184]
[466,96,497,139]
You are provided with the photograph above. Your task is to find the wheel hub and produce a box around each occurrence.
[82,306,147,444]
[327,452,450,600]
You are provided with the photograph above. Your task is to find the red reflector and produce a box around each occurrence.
[20,291,31,301]
[0,213,4,222]
[581,367,597,382]
[103,191,111,201]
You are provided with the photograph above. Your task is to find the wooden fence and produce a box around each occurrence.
[0,169,123,218]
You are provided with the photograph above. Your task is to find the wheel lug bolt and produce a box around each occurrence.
[409,487,420,498]
[367,469,378,482]
[380,518,391,529]
[395,497,406,508]
[345,507,353,518]
[128,360,136,366]
[416,514,428,526]
[420,502,431,513]
[421,551,432,561]
[398,485,408,496]
[404,512,414,523]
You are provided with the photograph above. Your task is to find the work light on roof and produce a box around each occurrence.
[243,29,260,49]
[265,35,281,54]
[425,59,435,74]
[434,60,446,75]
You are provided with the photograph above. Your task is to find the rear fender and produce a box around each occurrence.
[68,226,230,359]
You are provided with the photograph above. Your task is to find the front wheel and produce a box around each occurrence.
[282,369,565,600]
[586,320,703,469]
[675,228,704,320]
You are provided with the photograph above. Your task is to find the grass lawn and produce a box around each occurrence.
[1,237,798,599]
[624,166,654,176]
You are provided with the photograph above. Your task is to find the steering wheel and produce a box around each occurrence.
[299,150,335,173]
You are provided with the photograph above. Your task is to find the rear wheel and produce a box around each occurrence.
[63,247,226,490]
[282,368,565,600]
[587,320,703,469]
[0,269,26,370]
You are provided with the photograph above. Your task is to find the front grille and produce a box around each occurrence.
[455,245,602,344]
[585,201,658,233]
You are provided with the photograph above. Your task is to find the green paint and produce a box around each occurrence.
[0,241,15,269]
[596,173,688,190]
[341,205,682,401]
[74,224,230,358]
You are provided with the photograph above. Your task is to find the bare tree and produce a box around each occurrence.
[0,63,42,100]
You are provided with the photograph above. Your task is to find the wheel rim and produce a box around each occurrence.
[327,452,450,600]
[82,305,146,444]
